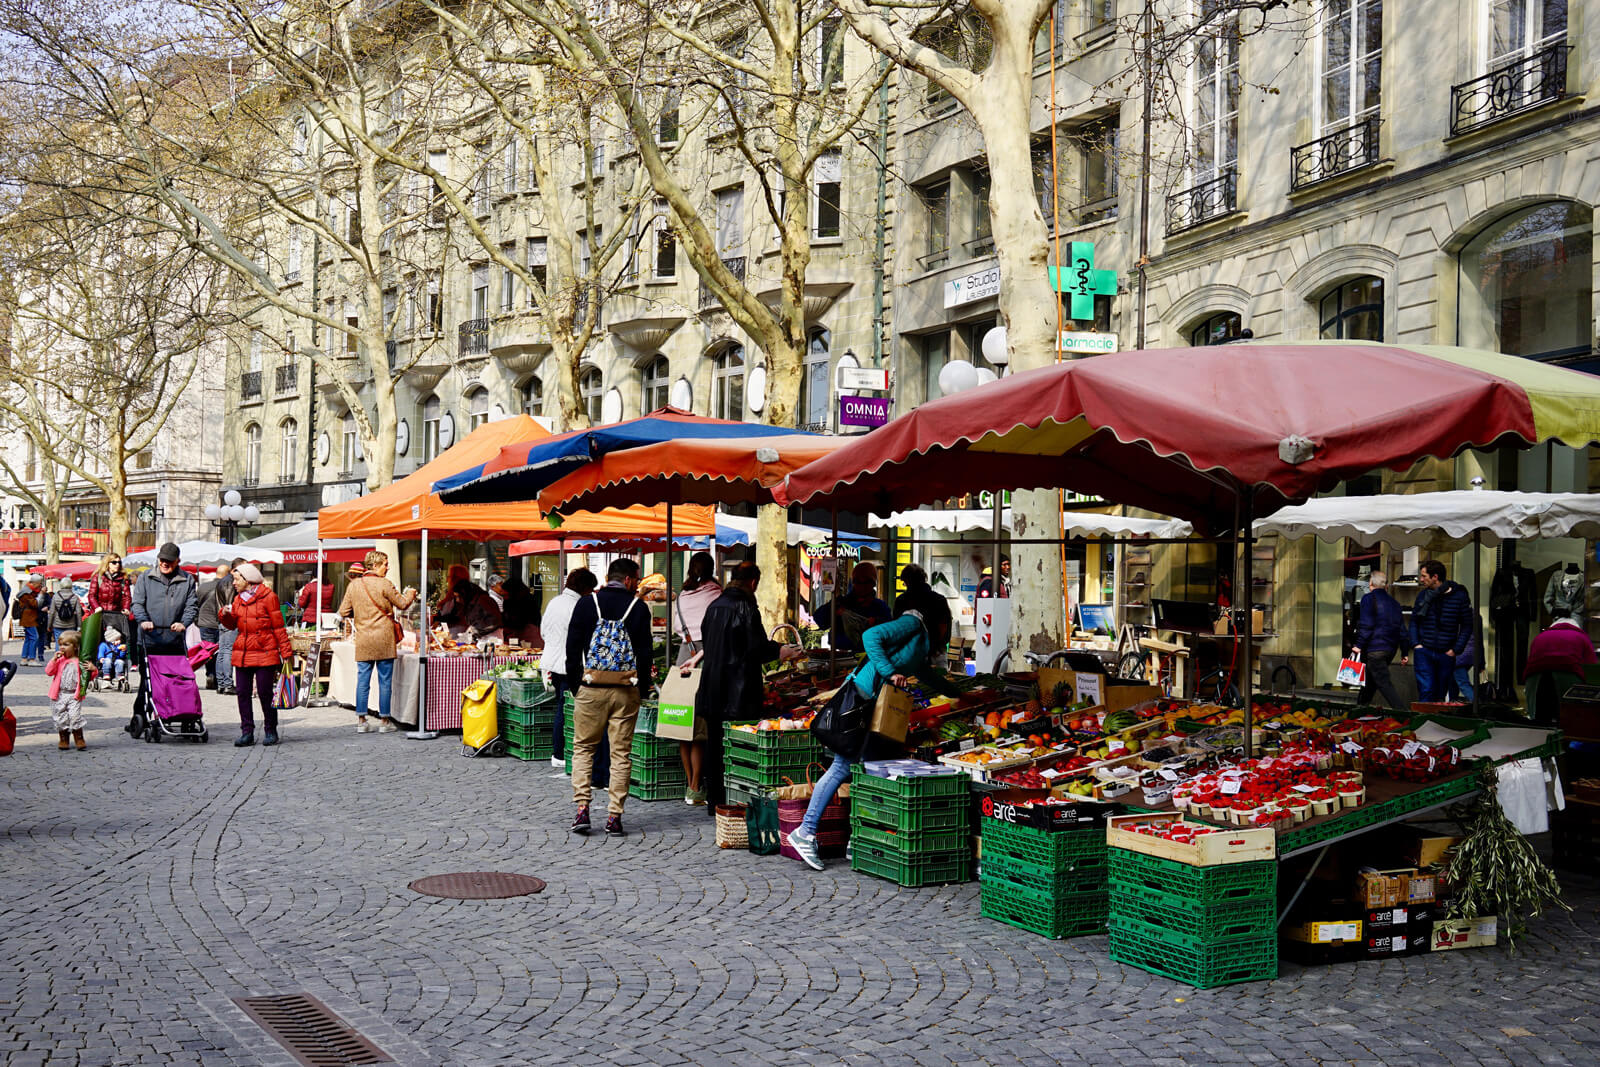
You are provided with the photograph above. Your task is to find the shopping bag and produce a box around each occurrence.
[746,792,781,856]
[461,679,498,750]
[655,666,700,741]
[870,684,914,743]
[272,671,300,710]
[0,707,15,757]
[1336,652,1367,688]
[810,681,869,760]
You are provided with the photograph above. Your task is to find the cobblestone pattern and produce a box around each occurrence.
[1,662,1597,1065]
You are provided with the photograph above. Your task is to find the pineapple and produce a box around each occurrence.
[1022,681,1043,718]
[1049,680,1073,712]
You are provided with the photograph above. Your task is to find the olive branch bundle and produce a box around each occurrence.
[1446,764,1571,949]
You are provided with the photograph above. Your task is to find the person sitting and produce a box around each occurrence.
[97,627,130,689]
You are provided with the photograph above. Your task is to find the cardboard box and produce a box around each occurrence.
[1357,868,1436,907]
[1431,916,1498,951]
[1404,831,1463,869]
[1038,667,1161,715]
[1283,919,1363,944]
[1212,609,1267,636]
[1362,906,1413,930]
[1364,931,1410,957]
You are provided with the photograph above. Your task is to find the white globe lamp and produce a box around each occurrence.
[243,505,261,523]
[981,325,1009,368]
[974,367,998,386]
[204,504,220,521]
[938,359,980,397]
[223,489,242,507]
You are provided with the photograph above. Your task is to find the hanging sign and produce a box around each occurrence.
[839,395,891,428]
[944,265,1001,308]
[1057,332,1119,355]
[1048,241,1118,321]
[837,366,888,391]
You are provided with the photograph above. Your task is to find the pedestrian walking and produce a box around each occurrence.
[129,543,199,737]
[1410,559,1473,703]
[33,580,52,665]
[1350,570,1406,710]
[219,562,293,747]
[88,552,135,680]
[196,563,232,691]
[565,559,651,837]
[540,567,601,770]
[671,552,723,804]
[16,577,45,664]
[48,580,82,643]
[336,550,418,734]
[45,632,94,750]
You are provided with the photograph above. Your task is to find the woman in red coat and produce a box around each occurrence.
[88,552,136,670]
[218,562,293,747]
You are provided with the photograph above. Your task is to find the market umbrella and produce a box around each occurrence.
[1252,489,1600,548]
[124,540,283,568]
[27,561,99,581]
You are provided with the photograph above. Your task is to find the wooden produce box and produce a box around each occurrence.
[1357,868,1438,908]
[1104,812,1277,866]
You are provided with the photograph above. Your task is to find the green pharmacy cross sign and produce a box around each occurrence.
[1049,241,1117,322]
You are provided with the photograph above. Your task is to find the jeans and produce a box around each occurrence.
[21,627,41,662]
[216,629,236,690]
[1356,650,1404,710]
[355,658,394,720]
[99,654,127,679]
[1449,665,1475,703]
[1413,647,1456,702]
[549,673,568,757]
[235,663,279,734]
[797,753,853,837]
[199,627,220,685]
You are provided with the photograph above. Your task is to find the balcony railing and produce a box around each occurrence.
[1291,117,1382,191]
[1166,168,1236,236]
[274,363,298,395]
[241,370,263,400]
[1451,43,1572,136]
[458,318,489,356]
[697,255,747,311]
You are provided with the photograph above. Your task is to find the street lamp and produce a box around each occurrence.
[206,490,259,544]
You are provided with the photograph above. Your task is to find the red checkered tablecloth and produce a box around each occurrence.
[423,653,540,731]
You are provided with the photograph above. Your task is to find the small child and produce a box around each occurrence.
[98,628,129,689]
[45,633,95,750]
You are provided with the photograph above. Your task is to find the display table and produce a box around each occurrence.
[421,652,540,731]
[326,640,423,725]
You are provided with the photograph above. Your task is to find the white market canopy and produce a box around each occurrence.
[124,539,284,569]
[716,513,880,549]
[871,508,1194,539]
[240,519,376,563]
[1252,490,1600,548]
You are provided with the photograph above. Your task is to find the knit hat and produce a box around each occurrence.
[236,562,264,584]
[346,562,367,578]
[106,627,122,643]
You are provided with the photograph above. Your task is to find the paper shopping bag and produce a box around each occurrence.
[655,666,701,741]
[869,684,914,744]
[1336,653,1366,688]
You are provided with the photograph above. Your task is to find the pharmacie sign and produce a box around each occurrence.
[944,266,1001,308]
[1057,332,1119,355]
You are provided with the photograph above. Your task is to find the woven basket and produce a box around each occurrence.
[714,804,749,849]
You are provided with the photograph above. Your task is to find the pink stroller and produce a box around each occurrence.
[142,653,208,744]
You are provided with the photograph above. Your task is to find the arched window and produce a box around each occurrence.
[799,327,831,429]
[244,423,262,485]
[521,375,543,416]
[421,395,441,461]
[1318,276,1384,340]
[579,367,604,424]
[279,418,299,481]
[712,344,745,420]
[466,387,490,430]
[1188,311,1242,346]
[342,412,361,472]
[1459,201,1593,364]
[641,355,670,413]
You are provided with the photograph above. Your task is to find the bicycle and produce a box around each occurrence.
[1112,623,1178,693]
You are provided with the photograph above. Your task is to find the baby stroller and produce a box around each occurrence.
[139,653,209,744]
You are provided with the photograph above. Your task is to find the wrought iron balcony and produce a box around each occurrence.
[1291,117,1382,191]
[1451,43,1571,137]
[697,255,746,311]
[240,370,262,400]
[273,363,298,395]
[458,318,489,356]
[1166,168,1236,236]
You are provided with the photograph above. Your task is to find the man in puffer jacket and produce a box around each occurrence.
[1410,560,1473,702]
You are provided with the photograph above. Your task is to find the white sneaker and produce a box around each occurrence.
[786,830,825,871]
[356,719,375,733]
[550,756,563,768]
[377,719,399,733]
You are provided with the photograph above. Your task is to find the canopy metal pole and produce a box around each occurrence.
[410,528,437,739]
[1472,528,1482,716]
[664,502,674,677]
[830,507,839,680]
[1241,492,1256,758]
[315,542,324,637]
[991,495,1003,600]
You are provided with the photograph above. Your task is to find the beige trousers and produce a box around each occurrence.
[570,685,641,815]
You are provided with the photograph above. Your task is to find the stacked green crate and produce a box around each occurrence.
[979,818,1110,938]
[629,729,686,800]
[849,766,973,887]
[721,723,827,798]
[562,693,576,775]
[1107,848,1278,988]
[497,677,557,762]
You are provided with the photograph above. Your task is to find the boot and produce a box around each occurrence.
[58,731,70,750]
[72,729,86,750]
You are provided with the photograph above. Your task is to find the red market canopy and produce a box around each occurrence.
[775,343,1600,533]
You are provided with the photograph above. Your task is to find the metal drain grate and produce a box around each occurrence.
[232,993,392,1067]
[408,871,547,899]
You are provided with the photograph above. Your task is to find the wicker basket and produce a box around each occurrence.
[715,804,749,849]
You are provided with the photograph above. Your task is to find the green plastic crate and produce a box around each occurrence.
[980,881,1109,939]
[629,757,687,786]
[629,777,687,801]
[983,819,1107,870]
[1276,772,1478,855]
[725,723,826,755]
[850,766,969,801]
[724,751,821,788]
[1108,882,1276,942]
[494,675,545,706]
[851,792,971,834]
[850,819,970,856]
[851,841,972,887]
[632,734,679,762]
[1108,918,1277,989]
[503,721,554,751]
[506,740,554,762]
[636,701,658,737]
[724,776,763,807]
[1107,850,1276,902]
[980,851,1108,894]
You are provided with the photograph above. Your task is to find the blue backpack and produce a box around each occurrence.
[582,593,643,683]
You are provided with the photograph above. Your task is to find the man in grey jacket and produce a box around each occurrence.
[127,543,200,737]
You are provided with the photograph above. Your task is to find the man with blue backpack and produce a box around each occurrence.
[564,558,653,836]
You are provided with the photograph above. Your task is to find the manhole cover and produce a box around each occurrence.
[407,872,547,899]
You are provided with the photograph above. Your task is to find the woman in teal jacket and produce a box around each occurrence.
[787,610,938,871]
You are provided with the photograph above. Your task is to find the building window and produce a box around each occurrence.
[244,423,262,484]
[1318,276,1384,340]
[503,137,519,195]
[526,237,547,301]
[817,16,844,86]
[971,169,993,253]
[919,179,950,270]
[287,225,302,281]
[472,265,489,320]
[473,144,492,215]
[279,418,298,481]
[421,395,441,461]
[799,327,831,429]
[641,356,670,413]
[135,449,154,470]
[652,200,676,279]
[716,187,744,258]
[521,376,543,416]
[813,150,842,239]
[712,344,745,420]
[1320,0,1382,134]
[426,276,443,332]
[340,413,360,473]
[467,387,490,430]
[500,248,517,311]
[922,331,950,402]
[1188,311,1243,346]
[1194,2,1240,181]
[1077,116,1119,224]
[658,89,680,145]
[579,367,604,424]
[1489,0,1566,69]
[1459,200,1592,363]
[345,302,359,354]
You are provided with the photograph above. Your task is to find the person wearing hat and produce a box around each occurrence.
[97,626,130,689]
[219,562,294,747]
[812,561,891,652]
[976,556,1011,599]
[199,562,235,694]
[16,577,46,664]
[128,542,199,736]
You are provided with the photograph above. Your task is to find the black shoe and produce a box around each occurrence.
[262,731,279,747]
[570,806,591,835]
[604,814,625,837]
[233,732,255,747]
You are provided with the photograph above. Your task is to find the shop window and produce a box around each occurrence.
[641,356,670,413]
[580,367,604,424]
[1459,200,1592,364]
[712,344,745,419]
[1188,311,1242,346]
[1318,276,1384,340]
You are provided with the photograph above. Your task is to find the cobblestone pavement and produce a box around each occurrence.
[2,661,1598,1067]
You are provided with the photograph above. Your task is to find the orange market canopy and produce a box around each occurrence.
[316,415,713,542]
